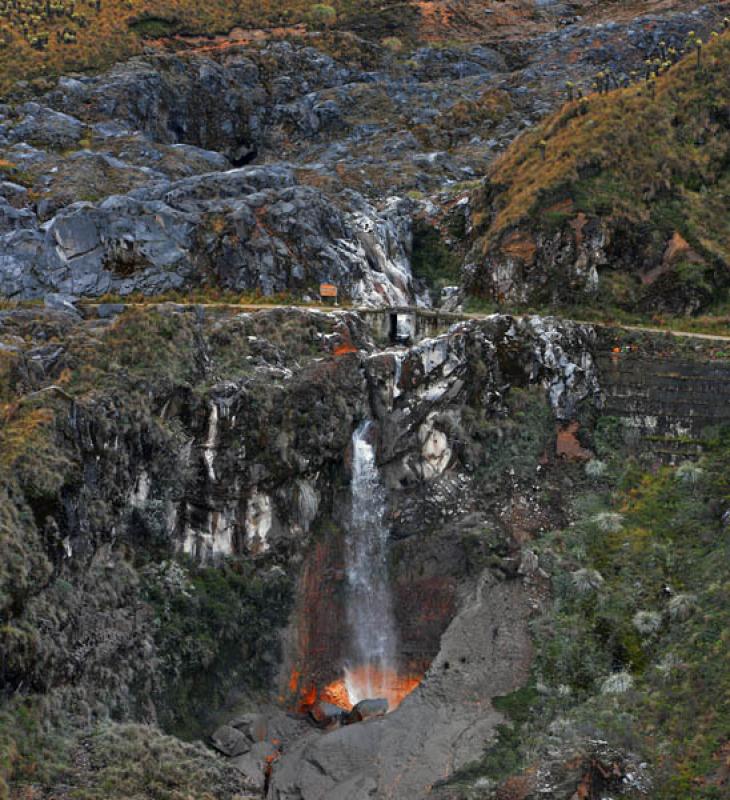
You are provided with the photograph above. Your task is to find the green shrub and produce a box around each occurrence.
[306,3,336,28]
[410,221,462,301]
[381,36,402,53]
[144,559,293,738]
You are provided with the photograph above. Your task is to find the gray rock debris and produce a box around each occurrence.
[268,573,533,800]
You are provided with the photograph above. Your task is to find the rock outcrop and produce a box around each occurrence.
[0,165,423,304]
[0,303,601,794]
[0,6,723,306]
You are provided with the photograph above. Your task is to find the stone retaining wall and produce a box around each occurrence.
[596,350,730,460]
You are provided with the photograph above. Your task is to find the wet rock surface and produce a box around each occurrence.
[270,575,534,800]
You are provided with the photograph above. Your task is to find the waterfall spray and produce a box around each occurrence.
[344,421,398,705]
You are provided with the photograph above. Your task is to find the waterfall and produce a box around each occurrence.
[203,402,218,481]
[392,353,403,403]
[343,421,398,705]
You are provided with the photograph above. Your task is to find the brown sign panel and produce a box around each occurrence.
[319,283,338,298]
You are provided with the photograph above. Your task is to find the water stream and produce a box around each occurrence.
[343,421,398,705]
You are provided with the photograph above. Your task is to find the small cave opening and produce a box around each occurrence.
[229,144,258,168]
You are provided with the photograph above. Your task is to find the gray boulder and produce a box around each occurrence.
[309,701,347,728]
[10,104,84,149]
[0,181,29,208]
[95,303,125,319]
[211,723,252,757]
[230,740,279,791]
[0,198,36,234]
[345,698,388,724]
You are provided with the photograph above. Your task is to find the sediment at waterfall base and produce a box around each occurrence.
[261,571,535,800]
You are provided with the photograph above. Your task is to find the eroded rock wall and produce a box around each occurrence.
[593,330,730,461]
[8,304,727,797]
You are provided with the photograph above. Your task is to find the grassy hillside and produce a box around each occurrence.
[440,423,730,799]
[0,0,416,93]
[468,29,730,314]
[0,0,699,96]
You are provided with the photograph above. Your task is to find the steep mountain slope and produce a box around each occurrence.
[0,1,724,309]
[1,302,729,800]
[464,29,730,314]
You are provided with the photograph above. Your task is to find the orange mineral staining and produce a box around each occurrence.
[320,666,421,712]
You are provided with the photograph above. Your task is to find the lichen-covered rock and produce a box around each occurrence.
[8,103,84,149]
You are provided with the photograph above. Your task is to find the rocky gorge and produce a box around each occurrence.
[2,299,729,798]
[1,1,729,799]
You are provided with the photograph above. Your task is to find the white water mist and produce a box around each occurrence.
[344,421,398,704]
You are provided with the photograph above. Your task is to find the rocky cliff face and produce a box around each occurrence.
[3,298,726,798]
[464,26,730,314]
[1,3,729,799]
[0,5,723,307]
[0,44,435,304]
[0,304,605,796]
[0,164,422,304]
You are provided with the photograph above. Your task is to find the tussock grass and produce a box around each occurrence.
[474,33,729,250]
[0,0,414,92]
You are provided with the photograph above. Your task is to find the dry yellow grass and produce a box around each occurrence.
[474,30,730,265]
[0,0,396,91]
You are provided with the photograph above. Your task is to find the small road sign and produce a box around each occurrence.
[320,283,338,303]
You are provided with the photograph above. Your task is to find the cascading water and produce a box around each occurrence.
[343,420,399,706]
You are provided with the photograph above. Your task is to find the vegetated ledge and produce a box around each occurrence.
[464,30,730,317]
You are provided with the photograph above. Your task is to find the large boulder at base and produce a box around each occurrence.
[210,723,252,757]
[345,698,388,724]
[230,740,280,792]
[309,701,347,728]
